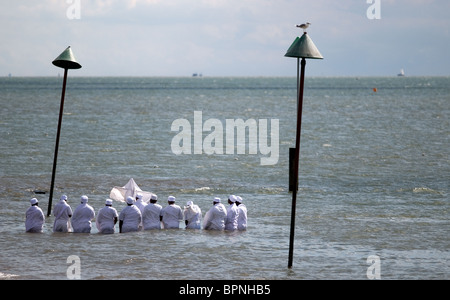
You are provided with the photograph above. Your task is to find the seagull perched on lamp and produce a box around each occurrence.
[296,22,310,33]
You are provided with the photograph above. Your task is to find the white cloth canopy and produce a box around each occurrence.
[109,178,154,203]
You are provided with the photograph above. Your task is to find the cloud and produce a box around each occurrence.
[1,0,449,76]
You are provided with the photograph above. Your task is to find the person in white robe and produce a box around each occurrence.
[134,193,147,230]
[160,196,183,229]
[183,201,202,229]
[203,197,227,230]
[142,194,162,230]
[72,195,96,233]
[53,195,73,232]
[25,198,45,233]
[225,195,239,231]
[235,196,247,231]
[96,199,118,234]
[119,196,142,233]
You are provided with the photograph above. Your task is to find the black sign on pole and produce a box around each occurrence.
[289,147,298,192]
[47,46,81,217]
[284,29,323,268]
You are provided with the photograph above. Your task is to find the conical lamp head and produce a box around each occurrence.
[52,46,82,69]
[285,33,323,59]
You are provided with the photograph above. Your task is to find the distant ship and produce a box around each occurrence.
[397,68,405,77]
[192,73,202,77]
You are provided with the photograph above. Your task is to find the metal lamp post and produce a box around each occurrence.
[47,46,82,217]
[285,31,323,268]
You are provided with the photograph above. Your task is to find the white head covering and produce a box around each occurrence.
[186,201,193,206]
[105,199,113,206]
[60,195,68,202]
[168,196,176,202]
[136,193,143,200]
[228,195,237,203]
[236,196,243,203]
[80,195,88,204]
[30,198,38,205]
[151,194,157,200]
[126,196,135,204]
[214,197,221,203]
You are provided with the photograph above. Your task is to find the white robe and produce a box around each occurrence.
[25,205,45,233]
[53,200,73,232]
[237,204,247,231]
[134,199,147,228]
[142,203,162,230]
[96,206,118,234]
[183,204,202,229]
[134,199,147,213]
[119,205,142,233]
[160,204,183,229]
[203,203,227,230]
[72,203,95,233]
[225,203,239,230]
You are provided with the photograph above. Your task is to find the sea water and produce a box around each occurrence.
[0,76,448,279]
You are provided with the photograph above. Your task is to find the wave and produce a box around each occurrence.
[0,272,19,279]
[412,187,443,194]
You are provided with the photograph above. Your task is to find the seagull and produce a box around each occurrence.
[296,22,311,32]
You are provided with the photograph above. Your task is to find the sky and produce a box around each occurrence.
[1,0,449,77]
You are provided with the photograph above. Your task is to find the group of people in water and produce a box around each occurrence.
[25,193,247,234]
